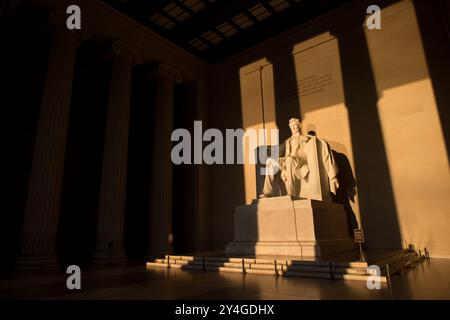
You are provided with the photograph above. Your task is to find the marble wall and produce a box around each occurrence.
[210,0,450,257]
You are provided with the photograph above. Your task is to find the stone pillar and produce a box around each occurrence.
[17,12,88,266]
[148,64,181,258]
[192,80,211,252]
[93,41,143,263]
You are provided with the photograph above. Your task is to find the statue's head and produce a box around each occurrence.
[288,118,302,135]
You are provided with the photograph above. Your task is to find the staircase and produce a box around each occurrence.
[147,249,424,282]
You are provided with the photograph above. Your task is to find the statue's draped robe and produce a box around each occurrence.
[317,137,339,194]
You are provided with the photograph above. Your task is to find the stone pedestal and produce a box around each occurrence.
[225,196,356,257]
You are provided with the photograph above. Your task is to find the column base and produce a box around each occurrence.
[15,253,59,269]
[92,249,127,264]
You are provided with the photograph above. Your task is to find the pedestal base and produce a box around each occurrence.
[225,196,356,258]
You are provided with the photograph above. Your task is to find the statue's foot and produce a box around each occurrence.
[259,193,272,198]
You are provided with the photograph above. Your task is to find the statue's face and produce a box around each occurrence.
[289,120,301,134]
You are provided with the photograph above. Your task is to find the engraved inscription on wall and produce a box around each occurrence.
[280,72,336,101]
[279,38,344,111]
[298,73,335,97]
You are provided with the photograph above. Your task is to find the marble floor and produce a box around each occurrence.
[0,258,449,300]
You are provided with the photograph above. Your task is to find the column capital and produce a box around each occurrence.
[147,63,183,83]
[44,9,91,47]
[48,9,66,27]
[112,40,144,65]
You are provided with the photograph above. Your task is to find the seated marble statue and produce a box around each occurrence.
[260,118,339,200]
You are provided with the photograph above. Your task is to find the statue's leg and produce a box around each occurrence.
[262,158,279,196]
[284,157,299,196]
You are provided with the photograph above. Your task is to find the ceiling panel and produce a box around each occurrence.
[103,0,353,63]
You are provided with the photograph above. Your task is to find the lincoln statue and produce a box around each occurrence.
[260,118,340,199]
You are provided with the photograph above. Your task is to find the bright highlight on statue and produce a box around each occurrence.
[260,118,339,199]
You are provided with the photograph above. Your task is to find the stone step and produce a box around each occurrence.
[331,261,368,268]
[204,257,231,262]
[229,258,257,264]
[280,270,332,279]
[254,258,279,264]
[205,266,243,273]
[165,255,182,260]
[165,255,204,262]
[333,267,368,275]
[371,251,413,266]
[150,259,369,274]
[284,260,330,267]
[167,263,181,268]
[148,261,371,278]
[154,258,205,266]
[334,273,388,283]
[146,253,414,283]
[201,257,253,264]
[245,268,277,275]
[248,263,277,270]
[169,263,203,270]
[180,264,204,270]
[173,259,203,266]
[368,251,403,263]
[282,265,331,273]
[205,262,249,268]
[146,262,168,268]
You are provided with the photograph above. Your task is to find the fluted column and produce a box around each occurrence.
[17,12,88,266]
[93,41,143,263]
[148,64,182,258]
[192,80,211,252]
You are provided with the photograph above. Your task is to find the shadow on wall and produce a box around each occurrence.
[332,3,402,248]
[413,0,450,159]
[308,131,359,236]
[332,150,359,236]
[268,52,301,142]
[211,66,246,250]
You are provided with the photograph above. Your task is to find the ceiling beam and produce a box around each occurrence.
[261,0,278,16]
[204,0,352,62]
